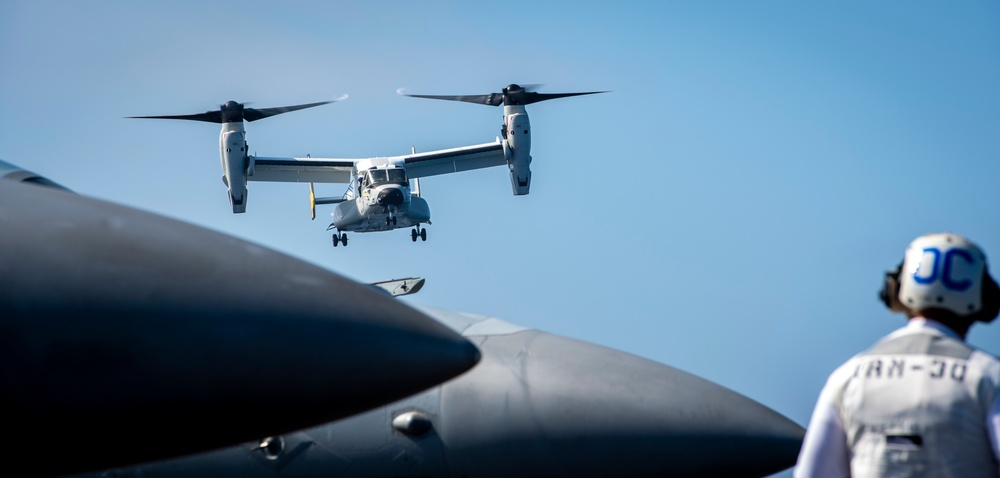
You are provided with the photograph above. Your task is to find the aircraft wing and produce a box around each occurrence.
[250,157,355,184]
[250,139,506,183]
[403,140,506,179]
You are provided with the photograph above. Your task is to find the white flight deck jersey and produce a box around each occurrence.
[809,320,1000,477]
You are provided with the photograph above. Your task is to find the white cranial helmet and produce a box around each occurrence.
[898,233,986,316]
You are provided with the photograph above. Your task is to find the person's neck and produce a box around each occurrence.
[909,315,969,340]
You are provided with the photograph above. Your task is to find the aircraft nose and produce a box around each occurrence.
[377,187,405,206]
[0,180,479,476]
[440,330,804,478]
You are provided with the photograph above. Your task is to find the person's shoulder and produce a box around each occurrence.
[969,347,1000,368]
[824,354,863,386]
[965,348,1000,391]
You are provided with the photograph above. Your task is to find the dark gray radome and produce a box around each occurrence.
[438,329,805,477]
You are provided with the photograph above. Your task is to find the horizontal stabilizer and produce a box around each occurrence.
[309,182,346,220]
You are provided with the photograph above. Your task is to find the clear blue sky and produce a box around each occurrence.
[4,2,999,476]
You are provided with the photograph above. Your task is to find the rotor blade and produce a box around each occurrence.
[127,111,224,123]
[244,101,334,122]
[404,93,504,107]
[521,91,608,105]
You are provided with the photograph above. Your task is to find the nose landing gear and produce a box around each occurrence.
[385,206,398,227]
[332,232,348,247]
[411,226,427,242]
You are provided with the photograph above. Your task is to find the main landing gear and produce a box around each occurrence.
[332,232,348,247]
[385,215,397,226]
[411,226,427,242]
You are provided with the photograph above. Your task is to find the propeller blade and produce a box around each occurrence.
[128,111,224,123]
[244,100,335,122]
[130,98,340,124]
[403,94,504,107]
[520,91,607,105]
[403,84,607,107]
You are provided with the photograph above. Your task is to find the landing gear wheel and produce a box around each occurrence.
[340,233,348,246]
[411,229,418,242]
[392,216,397,226]
[332,234,340,247]
[420,228,427,241]
[386,217,391,226]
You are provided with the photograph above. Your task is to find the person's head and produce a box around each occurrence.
[880,233,1000,336]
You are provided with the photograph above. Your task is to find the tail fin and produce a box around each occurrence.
[409,146,421,197]
[309,182,317,220]
[309,182,347,220]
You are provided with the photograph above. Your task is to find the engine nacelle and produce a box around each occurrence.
[504,112,532,196]
[227,167,247,213]
[221,130,248,213]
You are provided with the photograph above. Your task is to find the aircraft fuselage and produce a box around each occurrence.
[333,189,430,233]
[327,159,430,235]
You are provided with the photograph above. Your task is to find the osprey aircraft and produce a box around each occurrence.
[130,85,605,246]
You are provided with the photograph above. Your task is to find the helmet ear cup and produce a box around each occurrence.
[880,261,908,313]
[974,273,1000,323]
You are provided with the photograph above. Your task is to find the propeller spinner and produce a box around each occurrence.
[403,84,606,106]
[128,99,337,124]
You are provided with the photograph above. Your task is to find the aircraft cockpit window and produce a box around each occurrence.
[366,169,407,185]
[387,169,407,183]
[368,170,388,184]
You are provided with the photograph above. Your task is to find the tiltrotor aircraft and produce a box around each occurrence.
[130,85,605,246]
[0,159,480,477]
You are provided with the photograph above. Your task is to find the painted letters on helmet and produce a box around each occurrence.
[894,233,997,321]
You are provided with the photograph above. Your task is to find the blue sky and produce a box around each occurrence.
[3,2,999,476]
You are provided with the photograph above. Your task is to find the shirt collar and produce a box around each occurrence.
[904,317,962,340]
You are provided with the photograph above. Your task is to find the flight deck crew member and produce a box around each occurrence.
[795,233,1000,477]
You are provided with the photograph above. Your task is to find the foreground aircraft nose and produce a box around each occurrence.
[439,329,805,477]
[0,178,479,477]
